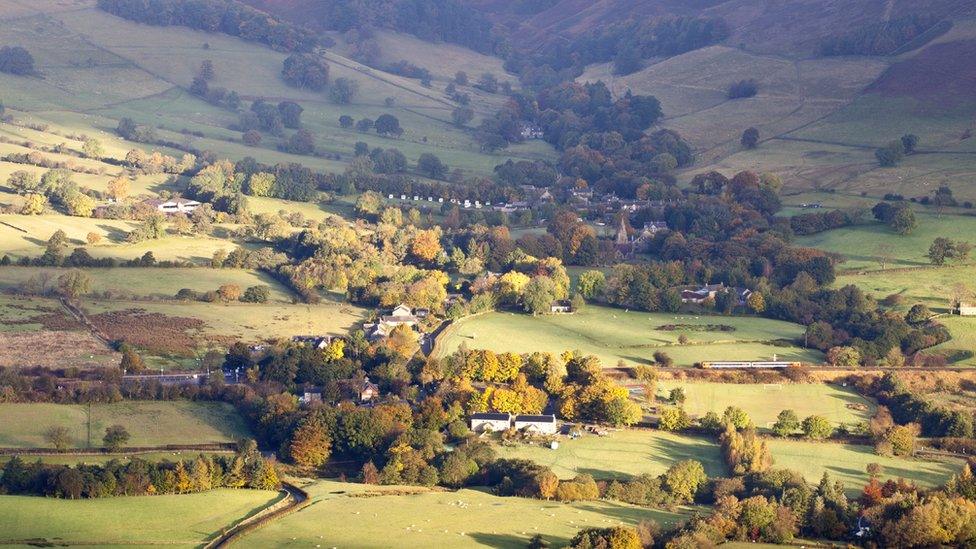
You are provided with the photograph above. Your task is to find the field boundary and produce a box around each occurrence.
[0,443,237,456]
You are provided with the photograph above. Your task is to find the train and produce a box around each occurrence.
[699,361,802,369]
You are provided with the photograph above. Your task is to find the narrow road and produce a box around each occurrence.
[206,482,310,548]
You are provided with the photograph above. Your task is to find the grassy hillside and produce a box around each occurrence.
[0,4,555,180]
[0,401,251,448]
[493,430,725,480]
[655,382,875,429]
[436,305,822,367]
[244,479,692,549]
[0,266,295,301]
[0,489,280,546]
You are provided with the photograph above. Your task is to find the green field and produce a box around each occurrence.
[798,212,976,270]
[0,7,555,178]
[655,382,875,429]
[493,429,725,480]
[0,401,251,449]
[436,306,823,367]
[0,213,242,263]
[767,439,961,493]
[0,488,280,547]
[0,266,295,302]
[242,479,692,549]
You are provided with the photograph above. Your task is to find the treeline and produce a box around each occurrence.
[304,0,498,55]
[0,444,279,499]
[567,16,731,75]
[96,0,318,52]
[819,15,944,56]
[789,209,860,235]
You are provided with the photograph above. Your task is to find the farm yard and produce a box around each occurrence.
[654,381,875,430]
[493,430,725,480]
[242,479,693,549]
[436,305,822,367]
[0,488,281,547]
[0,401,252,449]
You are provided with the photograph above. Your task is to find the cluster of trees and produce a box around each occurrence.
[534,16,729,76]
[727,79,758,99]
[789,208,860,235]
[0,46,35,75]
[0,443,279,499]
[189,60,241,110]
[281,53,330,91]
[174,284,271,303]
[872,200,918,234]
[876,133,918,167]
[819,15,943,56]
[927,236,972,265]
[867,372,975,439]
[6,168,97,218]
[96,0,318,52]
[307,0,497,55]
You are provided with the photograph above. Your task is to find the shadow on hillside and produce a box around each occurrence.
[468,532,545,548]
[97,224,129,243]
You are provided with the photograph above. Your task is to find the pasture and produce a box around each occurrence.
[797,212,976,270]
[493,429,725,480]
[767,439,961,494]
[436,305,822,367]
[655,381,875,429]
[0,213,241,264]
[242,479,692,549]
[0,401,251,449]
[0,489,281,547]
[0,266,295,302]
[79,295,364,356]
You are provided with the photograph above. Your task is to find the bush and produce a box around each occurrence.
[241,285,271,303]
[727,79,758,99]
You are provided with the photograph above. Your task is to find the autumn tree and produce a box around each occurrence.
[107,176,130,201]
[289,415,332,467]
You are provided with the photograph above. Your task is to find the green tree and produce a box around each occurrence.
[722,406,752,430]
[103,425,130,452]
[669,387,686,405]
[82,138,103,159]
[7,170,39,194]
[577,270,606,299]
[523,275,560,315]
[905,303,931,325]
[658,406,690,432]
[741,127,759,149]
[772,409,800,437]
[44,425,72,451]
[417,153,447,179]
[662,459,706,503]
[329,77,358,104]
[889,206,917,235]
[875,140,905,167]
[802,415,833,440]
[57,269,92,299]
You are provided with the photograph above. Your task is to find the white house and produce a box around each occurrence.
[470,413,513,433]
[144,198,200,214]
[959,302,976,316]
[514,414,557,435]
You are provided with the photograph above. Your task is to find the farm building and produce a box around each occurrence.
[958,302,976,316]
[364,304,423,341]
[550,300,573,314]
[681,283,725,304]
[143,197,201,214]
[470,413,512,433]
[360,377,380,402]
[514,414,558,434]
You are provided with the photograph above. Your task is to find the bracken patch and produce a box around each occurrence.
[87,308,207,356]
